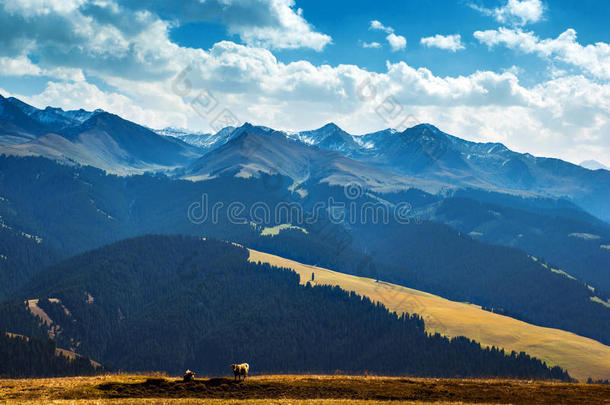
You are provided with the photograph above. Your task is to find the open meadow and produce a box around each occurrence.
[1,375,609,405]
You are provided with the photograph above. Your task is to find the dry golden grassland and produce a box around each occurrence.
[247,249,610,382]
[1,375,609,405]
[0,401,487,405]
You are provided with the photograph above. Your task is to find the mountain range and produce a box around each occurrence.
[1,95,609,379]
[1,95,608,289]
[157,124,610,223]
[2,95,608,220]
[164,122,610,222]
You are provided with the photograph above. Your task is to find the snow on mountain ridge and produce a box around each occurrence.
[580,160,609,171]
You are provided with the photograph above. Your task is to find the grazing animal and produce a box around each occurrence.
[231,363,249,381]
[183,369,195,382]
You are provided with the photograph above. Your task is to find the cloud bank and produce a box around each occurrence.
[475,27,610,80]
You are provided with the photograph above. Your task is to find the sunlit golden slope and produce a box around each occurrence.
[248,249,610,382]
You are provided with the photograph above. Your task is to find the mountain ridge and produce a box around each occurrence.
[169,120,610,221]
[581,160,610,171]
[183,128,443,193]
[0,95,204,174]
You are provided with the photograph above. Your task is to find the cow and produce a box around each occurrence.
[183,369,195,382]
[231,363,249,381]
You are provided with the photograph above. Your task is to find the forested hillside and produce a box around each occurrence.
[2,235,568,379]
[0,332,99,377]
[0,227,57,300]
[429,193,610,292]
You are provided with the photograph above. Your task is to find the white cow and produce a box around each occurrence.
[231,363,249,381]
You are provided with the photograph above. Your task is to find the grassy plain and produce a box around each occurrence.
[1,375,609,404]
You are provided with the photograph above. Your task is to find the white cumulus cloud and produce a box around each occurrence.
[369,20,393,34]
[471,0,544,26]
[0,55,42,76]
[0,55,86,81]
[3,0,331,52]
[140,0,331,51]
[361,41,382,49]
[386,33,406,52]
[369,20,406,51]
[475,27,610,80]
[420,34,465,52]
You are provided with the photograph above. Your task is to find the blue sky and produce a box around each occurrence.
[0,0,609,166]
[168,0,610,83]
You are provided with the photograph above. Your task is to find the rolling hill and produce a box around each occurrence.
[424,192,610,290]
[0,225,58,300]
[248,249,610,381]
[0,235,568,379]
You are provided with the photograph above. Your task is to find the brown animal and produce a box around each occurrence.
[231,363,249,381]
[183,369,195,382]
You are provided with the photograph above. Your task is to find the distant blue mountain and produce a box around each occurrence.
[170,121,610,222]
[290,122,362,154]
[182,123,426,193]
[0,95,203,173]
[0,95,102,135]
[354,124,610,223]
